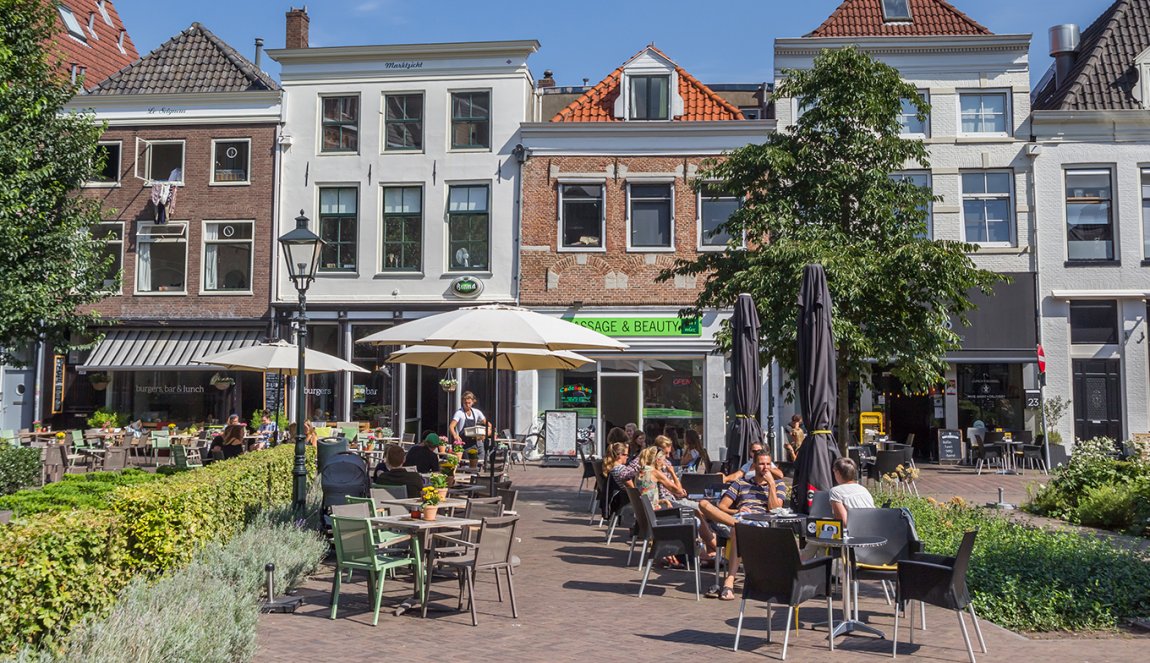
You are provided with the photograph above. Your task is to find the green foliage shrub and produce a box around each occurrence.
[1076,483,1137,531]
[0,469,160,516]
[0,447,41,495]
[84,408,126,430]
[889,494,1150,631]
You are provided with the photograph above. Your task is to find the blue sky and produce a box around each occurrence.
[113,0,1115,87]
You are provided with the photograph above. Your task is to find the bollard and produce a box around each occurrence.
[261,561,304,613]
[265,562,276,601]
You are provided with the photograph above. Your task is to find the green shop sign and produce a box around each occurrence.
[567,316,701,337]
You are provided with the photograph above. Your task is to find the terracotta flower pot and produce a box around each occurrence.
[468,458,478,468]
[437,488,448,500]
[421,505,439,521]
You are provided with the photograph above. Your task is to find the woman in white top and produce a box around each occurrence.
[829,457,874,528]
[449,390,491,450]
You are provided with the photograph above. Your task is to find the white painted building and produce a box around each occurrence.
[267,9,538,430]
[1031,1,1150,444]
[774,0,1039,455]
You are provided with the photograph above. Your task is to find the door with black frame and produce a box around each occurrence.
[1072,358,1122,441]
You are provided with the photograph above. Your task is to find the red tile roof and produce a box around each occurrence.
[47,1,139,92]
[807,0,991,38]
[551,46,744,122]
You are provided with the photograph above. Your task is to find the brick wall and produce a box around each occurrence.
[78,122,277,322]
[519,154,721,307]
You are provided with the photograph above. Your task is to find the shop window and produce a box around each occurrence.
[699,183,740,248]
[95,222,123,292]
[352,325,394,426]
[450,91,490,150]
[306,325,341,421]
[643,359,704,437]
[1065,169,1114,261]
[559,184,604,249]
[628,183,673,249]
[381,186,422,272]
[447,184,489,271]
[959,92,1009,134]
[629,75,670,120]
[321,95,359,153]
[87,141,121,185]
[961,171,1013,246]
[385,93,423,151]
[203,221,253,292]
[956,363,1023,432]
[1070,300,1118,345]
[318,187,358,272]
[211,139,250,184]
[135,222,186,293]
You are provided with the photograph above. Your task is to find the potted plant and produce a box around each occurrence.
[86,408,126,430]
[428,472,449,500]
[87,372,110,391]
[467,447,480,468]
[439,455,459,485]
[210,373,235,391]
[420,485,441,521]
[167,423,177,434]
[53,431,65,444]
[439,377,458,392]
[451,443,464,458]
[32,420,42,433]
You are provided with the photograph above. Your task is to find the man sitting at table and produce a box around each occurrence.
[699,451,787,600]
[721,442,784,484]
[374,444,425,498]
[829,457,873,528]
[404,432,442,474]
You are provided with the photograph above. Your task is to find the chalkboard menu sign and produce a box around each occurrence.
[264,372,285,415]
[51,355,66,414]
[937,429,962,464]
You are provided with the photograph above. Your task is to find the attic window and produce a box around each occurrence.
[87,13,98,39]
[117,30,127,55]
[882,0,913,22]
[629,75,670,121]
[97,0,112,26]
[58,6,86,42]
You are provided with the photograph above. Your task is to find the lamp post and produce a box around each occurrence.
[279,210,323,514]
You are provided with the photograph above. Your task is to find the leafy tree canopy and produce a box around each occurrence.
[0,0,112,364]
[661,46,1001,409]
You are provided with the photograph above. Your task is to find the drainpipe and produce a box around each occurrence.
[1026,141,1051,469]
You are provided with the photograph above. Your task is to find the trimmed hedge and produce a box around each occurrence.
[0,447,41,495]
[0,469,160,516]
[888,493,1150,632]
[0,445,315,655]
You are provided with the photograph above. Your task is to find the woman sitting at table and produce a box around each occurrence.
[829,457,873,528]
[217,416,246,459]
[602,442,637,489]
[679,429,707,471]
[636,445,717,563]
[449,391,491,451]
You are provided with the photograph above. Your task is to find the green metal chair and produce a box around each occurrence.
[172,444,202,470]
[150,432,172,465]
[329,515,420,626]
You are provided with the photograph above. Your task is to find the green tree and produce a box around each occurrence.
[660,47,1002,441]
[0,0,112,364]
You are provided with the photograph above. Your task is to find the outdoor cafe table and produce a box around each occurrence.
[375,496,468,512]
[808,535,888,640]
[369,514,483,615]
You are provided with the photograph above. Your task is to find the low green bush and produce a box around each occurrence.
[0,445,317,655]
[0,447,41,496]
[889,494,1150,632]
[0,469,160,516]
[1076,483,1138,531]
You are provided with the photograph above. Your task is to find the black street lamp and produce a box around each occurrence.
[279,210,323,514]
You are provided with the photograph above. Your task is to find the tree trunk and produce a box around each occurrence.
[836,364,851,456]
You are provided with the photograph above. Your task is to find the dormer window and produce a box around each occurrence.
[58,6,86,42]
[629,75,670,120]
[882,0,913,22]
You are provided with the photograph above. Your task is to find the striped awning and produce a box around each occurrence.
[82,329,263,371]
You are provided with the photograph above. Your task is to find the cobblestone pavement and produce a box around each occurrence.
[256,463,1147,663]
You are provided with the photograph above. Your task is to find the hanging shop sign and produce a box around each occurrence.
[450,275,483,298]
[568,316,701,337]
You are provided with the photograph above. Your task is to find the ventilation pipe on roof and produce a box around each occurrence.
[254,37,264,69]
[1049,24,1081,89]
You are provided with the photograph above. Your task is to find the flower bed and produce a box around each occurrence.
[888,493,1150,632]
[0,445,315,654]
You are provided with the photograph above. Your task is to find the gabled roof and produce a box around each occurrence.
[807,0,991,38]
[88,22,278,95]
[1033,0,1150,111]
[551,46,744,122]
[48,1,139,91]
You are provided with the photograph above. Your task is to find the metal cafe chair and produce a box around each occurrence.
[423,516,520,626]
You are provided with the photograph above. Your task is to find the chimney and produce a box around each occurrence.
[582,78,590,88]
[285,7,309,49]
[254,37,264,68]
[1049,24,1081,89]
[537,69,556,89]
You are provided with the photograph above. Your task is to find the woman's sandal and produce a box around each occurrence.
[718,586,736,601]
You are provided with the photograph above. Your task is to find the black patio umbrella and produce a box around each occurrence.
[791,264,842,514]
[726,293,763,472]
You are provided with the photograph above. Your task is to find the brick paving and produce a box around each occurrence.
[256,463,1147,663]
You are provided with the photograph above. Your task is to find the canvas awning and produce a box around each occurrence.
[82,329,263,371]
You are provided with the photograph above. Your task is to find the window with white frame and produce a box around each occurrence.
[381,186,422,272]
[211,139,250,184]
[1142,169,1150,259]
[318,187,358,272]
[559,184,604,249]
[959,92,1008,134]
[58,6,86,41]
[629,183,673,249]
[1066,169,1114,261]
[892,172,933,238]
[95,222,122,291]
[961,171,1013,245]
[135,222,186,293]
[203,221,253,292]
[699,184,739,248]
[321,96,359,152]
[87,141,121,185]
[448,185,490,271]
[136,140,184,183]
[629,75,670,120]
[384,93,423,151]
[883,0,912,21]
[450,91,490,150]
[898,92,928,136]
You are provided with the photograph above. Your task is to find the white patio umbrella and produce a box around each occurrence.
[386,345,595,371]
[193,340,369,375]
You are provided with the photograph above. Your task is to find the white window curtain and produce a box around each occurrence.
[137,236,152,291]
[203,223,219,290]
